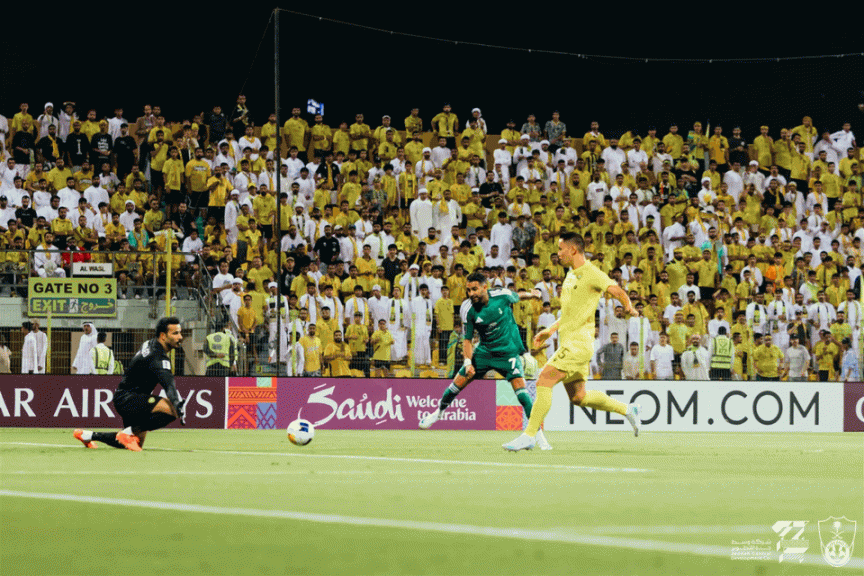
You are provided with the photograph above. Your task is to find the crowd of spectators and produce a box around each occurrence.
[1,99,862,380]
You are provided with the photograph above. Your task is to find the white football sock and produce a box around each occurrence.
[122,427,133,435]
[80,430,93,441]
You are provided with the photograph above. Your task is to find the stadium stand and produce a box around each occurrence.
[0,101,861,381]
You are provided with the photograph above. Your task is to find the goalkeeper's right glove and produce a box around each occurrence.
[176,399,187,426]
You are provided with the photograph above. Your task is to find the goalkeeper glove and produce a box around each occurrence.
[176,399,187,426]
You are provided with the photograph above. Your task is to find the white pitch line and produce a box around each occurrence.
[0,470,506,477]
[557,524,768,535]
[0,490,859,570]
[0,442,653,473]
[2,470,381,476]
[0,442,75,448]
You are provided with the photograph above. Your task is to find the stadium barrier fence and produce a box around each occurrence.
[3,377,862,432]
[0,375,225,428]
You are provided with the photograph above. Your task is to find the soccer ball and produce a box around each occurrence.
[286,419,315,446]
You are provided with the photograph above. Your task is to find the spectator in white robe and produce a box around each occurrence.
[71,322,98,374]
[409,188,435,236]
[409,285,434,365]
[21,320,48,374]
[680,335,710,380]
[388,287,409,361]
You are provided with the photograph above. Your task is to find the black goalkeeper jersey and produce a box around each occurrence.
[115,338,181,408]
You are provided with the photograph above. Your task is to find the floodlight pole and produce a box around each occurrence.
[274,7,283,376]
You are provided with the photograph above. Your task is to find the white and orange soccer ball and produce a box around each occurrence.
[286,418,315,446]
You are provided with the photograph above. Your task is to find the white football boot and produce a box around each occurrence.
[535,429,553,451]
[502,433,536,452]
[625,403,641,437]
[418,408,442,429]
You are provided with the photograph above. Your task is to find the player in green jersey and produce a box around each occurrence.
[419,272,552,449]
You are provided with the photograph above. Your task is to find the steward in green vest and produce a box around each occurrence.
[90,333,115,375]
[205,325,237,376]
[709,326,734,380]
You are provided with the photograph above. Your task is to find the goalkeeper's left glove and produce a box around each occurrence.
[176,399,187,426]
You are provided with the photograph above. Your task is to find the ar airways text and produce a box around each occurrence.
[0,377,226,429]
[0,387,214,420]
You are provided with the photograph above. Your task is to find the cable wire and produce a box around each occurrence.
[274,9,863,63]
[237,12,274,98]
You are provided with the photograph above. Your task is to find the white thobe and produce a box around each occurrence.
[410,296,434,364]
[72,324,98,375]
[21,331,47,374]
[681,346,710,380]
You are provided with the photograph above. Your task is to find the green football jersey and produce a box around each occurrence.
[464,288,526,357]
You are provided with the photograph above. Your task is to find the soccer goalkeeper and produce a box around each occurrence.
[74,317,186,451]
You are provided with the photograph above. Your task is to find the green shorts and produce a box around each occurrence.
[458,349,524,381]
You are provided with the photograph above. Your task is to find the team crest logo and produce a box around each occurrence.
[818,517,856,567]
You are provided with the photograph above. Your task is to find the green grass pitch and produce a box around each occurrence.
[1,428,861,575]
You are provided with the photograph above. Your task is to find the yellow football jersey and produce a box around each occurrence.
[557,261,614,352]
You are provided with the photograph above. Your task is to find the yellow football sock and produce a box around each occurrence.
[525,386,552,436]
[578,390,627,415]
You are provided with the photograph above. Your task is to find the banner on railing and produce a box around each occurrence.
[2,377,857,433]
[277,378,496,430]
[28,278,117,317]
[0,376,225,428]
[72,262,114,276]
[845,382,864,432]
[543,381,846,432]
[224,377,860,432]
[227,377,506,430]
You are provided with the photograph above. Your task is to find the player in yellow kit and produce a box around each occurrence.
[503,231,642,451]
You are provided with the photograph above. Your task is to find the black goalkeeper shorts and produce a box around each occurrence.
[113,391,161,428]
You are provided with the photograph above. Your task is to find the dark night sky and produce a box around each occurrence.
[3,4,863,141]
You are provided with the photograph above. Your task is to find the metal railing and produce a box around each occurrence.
[2,247,860,380]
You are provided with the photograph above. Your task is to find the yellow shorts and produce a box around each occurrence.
[547,345,591,384]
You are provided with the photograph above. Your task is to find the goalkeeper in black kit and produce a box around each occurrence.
[74,317,186,452]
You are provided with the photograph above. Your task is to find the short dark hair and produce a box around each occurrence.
[156,316,181,338]
[559,231,584,252]
[466,272,487,284]
[97,332,108,343]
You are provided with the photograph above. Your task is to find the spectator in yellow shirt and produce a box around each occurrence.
[349,113,372,153]
[299,324,323,376]
[323,330,352,377]
[345,312,370,377]
[149,129,170,192]
[434,286,454,365]
[752,334,785,380]
[282,107,309,156]
[753,126,774,173]
[431,104,459,148]
[185,147,212,219]
[237,293,258,348]
[370,319,395,377]
[813,330,840,381]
